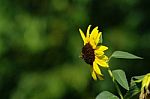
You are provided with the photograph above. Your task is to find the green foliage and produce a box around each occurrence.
[124,75,145,99]
[0,0,91,99]
[110,51,143,59]
[0,0,149,99]
[112,70,129,90]
[10,65,89,99]
[132,75,145,82]
[96,91,119,99]
[124,77,141,99]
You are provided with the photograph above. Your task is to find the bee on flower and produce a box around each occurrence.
[79,25,109,80]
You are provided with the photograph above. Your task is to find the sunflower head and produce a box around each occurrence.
[79,25,109,80]
[139,73,150,99]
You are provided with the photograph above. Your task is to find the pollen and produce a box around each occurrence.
[82,43,95,65]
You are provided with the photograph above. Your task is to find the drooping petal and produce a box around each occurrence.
[92,70,97,80]
[142,74,150,89]
[146,77,150,87]
[93,61,102,75]
[86,25,91,38]
[79,28,86,44]
[95,56,109,68]
[97,74,104,80]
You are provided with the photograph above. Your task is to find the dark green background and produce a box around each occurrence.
[0,0,149,99]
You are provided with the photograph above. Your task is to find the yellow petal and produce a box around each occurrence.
[79,28,86,44]
[90,39,96,49]
[96,45,108,52]
[95,32,102,45]
[95,56,109,68]
[142,76,148,89]
[90,26,98,41]
[97,55,108,61]
[86,25,91,38]
[102,55,109,60]
[93,61,102,75]
[147,76,150,87]
[92,70,97,80]
[142,73,150,89]
[95,49,104,56]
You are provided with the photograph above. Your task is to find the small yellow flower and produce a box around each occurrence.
[79,25,109,80]
[139,73,150,99]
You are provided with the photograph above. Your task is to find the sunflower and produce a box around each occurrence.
[139,73,150,99]
[79,25,109,80]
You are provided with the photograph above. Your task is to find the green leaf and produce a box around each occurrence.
[111,51,143,59]
[132,75,144,82]
[96,91,119,99]
[112,69,129,90]
[124,79,140,99]
[124,76,141,99]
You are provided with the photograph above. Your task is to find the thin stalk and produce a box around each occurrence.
[108,68,124,99]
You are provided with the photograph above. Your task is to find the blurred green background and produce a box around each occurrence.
[0,0,149,99]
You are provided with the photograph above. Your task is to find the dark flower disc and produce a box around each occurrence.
[82,43,95,65]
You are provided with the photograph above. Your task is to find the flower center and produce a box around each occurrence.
[82,43,95,65]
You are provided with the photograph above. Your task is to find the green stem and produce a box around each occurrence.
[108,68,124,99]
